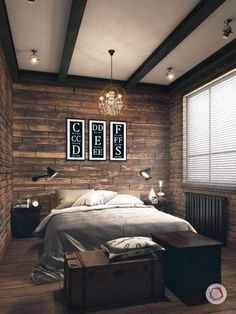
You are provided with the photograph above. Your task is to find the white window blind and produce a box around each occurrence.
[183,70,236,187]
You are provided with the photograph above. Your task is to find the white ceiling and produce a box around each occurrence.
[5,0,72,73]
[5,0,236,85]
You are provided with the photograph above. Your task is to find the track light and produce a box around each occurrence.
[30,49,39,64]
[222,19,233,39]
[166,67,174,81]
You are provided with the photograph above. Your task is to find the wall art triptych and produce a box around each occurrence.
[67,119,127,161]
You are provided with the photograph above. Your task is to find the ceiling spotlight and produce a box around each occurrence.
[166,67,174,81]
[27,0,36,3]
[30,49,39,64]
[222,19,233,39]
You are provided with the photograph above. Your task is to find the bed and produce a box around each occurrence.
[31,190,195,285]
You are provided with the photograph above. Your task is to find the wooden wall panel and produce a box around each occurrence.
[169,94,236,248]
[0,43,12,261]
[12,83,170,217]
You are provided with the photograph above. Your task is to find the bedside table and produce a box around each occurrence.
[11,205,41,238]
[143,200,158,209]
[143,198,169,212]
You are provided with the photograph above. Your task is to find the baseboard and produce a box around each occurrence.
[0,232,11,263]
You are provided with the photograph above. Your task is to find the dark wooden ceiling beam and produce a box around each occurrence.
[124,0,225,89]
[0,0,18,80]
[58,0,87,82]
[18,70,168,94]
[168,39,236,96]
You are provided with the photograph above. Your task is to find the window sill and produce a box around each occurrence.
[182,183,236,195]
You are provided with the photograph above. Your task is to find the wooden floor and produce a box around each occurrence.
[0,239,236,314]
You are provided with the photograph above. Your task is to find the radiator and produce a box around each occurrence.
[185,193,227,244]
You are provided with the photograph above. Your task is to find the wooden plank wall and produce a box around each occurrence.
[0,43,12,260]
[12,83,170,217]
[169,94,236,248]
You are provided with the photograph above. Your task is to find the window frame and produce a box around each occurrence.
[182,68,236,191]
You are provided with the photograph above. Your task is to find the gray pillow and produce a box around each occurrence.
[101,236,165,260]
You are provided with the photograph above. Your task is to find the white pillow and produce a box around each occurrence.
[106,194,144,205]
[101,236,165,260]
[56,189,94,208]
[72,190,117,206]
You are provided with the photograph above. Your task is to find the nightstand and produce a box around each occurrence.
[143,198,169,212]
[143,200,159,209]
[11,205,41,238]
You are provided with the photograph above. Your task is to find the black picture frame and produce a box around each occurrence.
[89,120,106,161]
[67,119,85,160]
[110,121,127,161]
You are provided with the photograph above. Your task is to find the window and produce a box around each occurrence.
[183,70,236,188]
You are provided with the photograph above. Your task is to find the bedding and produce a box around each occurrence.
[72,190,117,206]
[56,189,94,209]
[106,194,144,205]
[31,204,196,285]
[101,236,165,260]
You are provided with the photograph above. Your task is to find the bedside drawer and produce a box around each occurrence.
[11,206,41,238]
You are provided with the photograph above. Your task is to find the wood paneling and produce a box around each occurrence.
[0,42,12,261]
[0,238,236,313]
[12,83,170,216]
[169,94,236,248]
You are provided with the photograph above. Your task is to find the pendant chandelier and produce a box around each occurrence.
[99,49,125,115]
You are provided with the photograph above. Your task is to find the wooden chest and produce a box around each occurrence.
[64,250,164,311]
[151,231,222,303]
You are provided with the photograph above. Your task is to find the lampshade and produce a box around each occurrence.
[140,168,152,180]
[47,167,58,178]
[32,167,58,181]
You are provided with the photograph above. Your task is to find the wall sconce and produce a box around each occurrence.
[32,167,58,182]
[140,168,152,180]
[222,19,233,39]
[166,67,174,81]
[30,49,40,64]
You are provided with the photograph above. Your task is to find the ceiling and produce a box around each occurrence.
[1,0,236,91]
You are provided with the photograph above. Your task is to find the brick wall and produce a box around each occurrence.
[0,43,12,260]
[12,83,170,217]
[169,94,236,248]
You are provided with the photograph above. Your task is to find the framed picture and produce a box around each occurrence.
[67,119,85,160]
[110,121,127,161]
[89,120,106,160]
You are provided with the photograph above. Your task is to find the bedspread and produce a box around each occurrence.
[32,205,195,284]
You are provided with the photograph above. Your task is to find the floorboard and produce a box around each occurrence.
[0,238,235,314]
